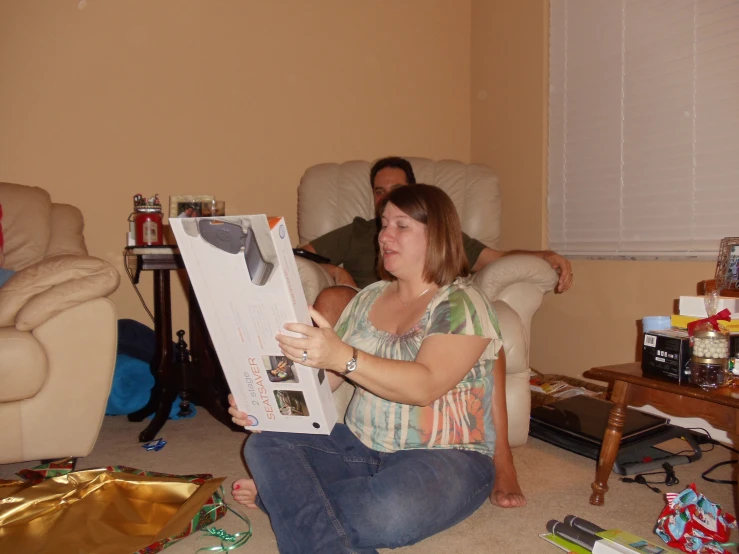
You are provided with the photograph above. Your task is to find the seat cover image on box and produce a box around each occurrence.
[195,218,275,286]
[171,215,337,434]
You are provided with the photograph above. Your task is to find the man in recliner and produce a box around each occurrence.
[303,157,572,320]
[299,156,573,509]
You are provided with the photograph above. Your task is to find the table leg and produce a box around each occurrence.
[590,379,630,506]
[127,269,178,442]
[187,286,242,432]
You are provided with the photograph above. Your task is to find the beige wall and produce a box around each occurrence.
[471,0,717,378]
[470,0,548,252]
[0,0,472,329]
[3,0,717,376]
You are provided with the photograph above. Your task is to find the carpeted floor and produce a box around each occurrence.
[2,410,737,553]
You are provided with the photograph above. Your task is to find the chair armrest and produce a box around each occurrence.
[473,254,557,300]
[294,255,335,305]
[473,254,558,336]
[0,255,120,331]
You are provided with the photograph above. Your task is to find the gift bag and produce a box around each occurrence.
[655,483,737,553]
[0,459,246,554]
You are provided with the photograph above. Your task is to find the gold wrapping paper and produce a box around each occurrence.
[0,468,224,554]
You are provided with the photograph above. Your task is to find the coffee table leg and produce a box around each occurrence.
[590,380,630,506]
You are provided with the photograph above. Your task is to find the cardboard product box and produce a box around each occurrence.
[642,329,691,384]
[170,215,337,434]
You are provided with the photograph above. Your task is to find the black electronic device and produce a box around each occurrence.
[642,329,692,383]
[529,395,702,475]
[293,248,331,265]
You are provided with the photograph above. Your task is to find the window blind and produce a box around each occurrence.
[548,0,739,256]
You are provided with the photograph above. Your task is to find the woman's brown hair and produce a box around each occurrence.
[376,184,469,286]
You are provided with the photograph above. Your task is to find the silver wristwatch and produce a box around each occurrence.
[341,346,358,376]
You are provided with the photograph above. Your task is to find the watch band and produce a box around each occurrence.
[341,346,358,376]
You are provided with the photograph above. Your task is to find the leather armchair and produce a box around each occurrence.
[0,182,120,463]
[295,158,558,446]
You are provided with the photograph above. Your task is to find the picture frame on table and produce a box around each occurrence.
[715,237,739,292]
[168,195,215,219]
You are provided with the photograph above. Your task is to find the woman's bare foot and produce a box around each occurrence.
[489,454,526,508]
[231,478,259,509]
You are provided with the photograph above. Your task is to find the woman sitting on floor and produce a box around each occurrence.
[229,184,505,553]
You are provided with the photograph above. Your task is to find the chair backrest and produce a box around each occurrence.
[297,158,502,249]
[0,182,87,271]
[0,182,52,270]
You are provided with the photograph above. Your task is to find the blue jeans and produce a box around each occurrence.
[244,424,494,554]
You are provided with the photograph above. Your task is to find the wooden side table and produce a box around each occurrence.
[124,246,240,442]
[583,362,739,506]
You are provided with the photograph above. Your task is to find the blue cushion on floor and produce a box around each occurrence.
[106,354,196,420]
[0,268,15,288]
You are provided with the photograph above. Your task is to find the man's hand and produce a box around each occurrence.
[321,264,357,287]
[542,251,573,293]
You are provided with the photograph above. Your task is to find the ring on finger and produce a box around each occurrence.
[301,350,308,363]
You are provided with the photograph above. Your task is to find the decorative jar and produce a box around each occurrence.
[690,328,730,388]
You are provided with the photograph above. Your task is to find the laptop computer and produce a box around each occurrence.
[530,395,669,447]
[529,395,702,475]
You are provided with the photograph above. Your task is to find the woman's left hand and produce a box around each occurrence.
[227,394,259,432]
[276,306,351,372]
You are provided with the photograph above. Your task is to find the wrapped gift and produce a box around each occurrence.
[0,459,248,554]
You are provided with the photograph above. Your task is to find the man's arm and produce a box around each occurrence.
[471,247,573,293]
[299,243,357,287]
[300,222,360,288]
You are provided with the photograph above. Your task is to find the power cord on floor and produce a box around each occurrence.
[688,428,737,486]
[123,250,155,323]
[620,462,679,493]
[620,428,738,491]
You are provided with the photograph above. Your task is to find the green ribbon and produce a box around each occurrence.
[195,501,253,552]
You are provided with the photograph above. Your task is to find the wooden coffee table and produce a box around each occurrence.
[583,362,739,506]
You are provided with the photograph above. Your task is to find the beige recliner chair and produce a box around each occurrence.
[295,158,558,447]
[0,182,120,464]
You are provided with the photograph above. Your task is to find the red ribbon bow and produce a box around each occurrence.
[687,308,732,336]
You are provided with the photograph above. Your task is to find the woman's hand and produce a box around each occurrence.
[227,394,259,432]
[276,306,353,372]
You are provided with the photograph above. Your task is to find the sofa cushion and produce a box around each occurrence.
[45,204,88,258]
[0,327,47,402]
[0,183,52,271]
[0,255,120,331]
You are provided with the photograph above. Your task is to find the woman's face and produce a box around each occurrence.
[379,202,428,280]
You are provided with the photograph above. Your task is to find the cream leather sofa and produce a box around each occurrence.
[295,158,558,447]
[0,182,120,464]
